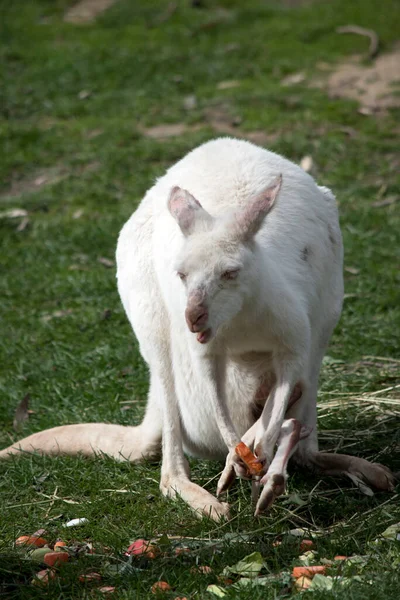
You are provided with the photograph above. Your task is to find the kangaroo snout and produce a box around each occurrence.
[185,305,208,332]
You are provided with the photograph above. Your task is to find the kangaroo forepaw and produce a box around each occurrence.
[216,448,256,497]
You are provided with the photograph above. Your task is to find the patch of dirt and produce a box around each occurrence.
[1,163,100,201]
[64,0,119,24]
[138,123,203,139]
[319,46,400,113]
[0,166,69,201]
[139,106,279,147]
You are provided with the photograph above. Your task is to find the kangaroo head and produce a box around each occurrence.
[168,175,282,344]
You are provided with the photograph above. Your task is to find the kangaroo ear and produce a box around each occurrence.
[234,175,282,241]
[168,186,212,236]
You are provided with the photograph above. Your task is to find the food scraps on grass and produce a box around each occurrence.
[294,575,313,590]
[79,572,102,583]
[190,565,212,574]
[299,539,314,552]
[30,547,52,563]
[151,581,172,593]
[54,540,67,550]
[174,547,191,556]
[32,569,56,586]
[292,566,327,579]
[125,538,159,558]
[63,518,89,527]
[16,535,48,547]
[235,442,263,475]
[43,551,69,567]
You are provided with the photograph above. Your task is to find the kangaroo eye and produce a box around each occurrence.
[221,269,239,281]
[177,272,187,280]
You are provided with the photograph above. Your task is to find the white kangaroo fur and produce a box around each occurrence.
[1,138,394,520]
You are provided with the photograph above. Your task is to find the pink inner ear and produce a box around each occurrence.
[168,186,203,235]
[236,174,282,240]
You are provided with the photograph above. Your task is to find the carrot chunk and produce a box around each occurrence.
[292,566,327,579]
[235,442,263,475]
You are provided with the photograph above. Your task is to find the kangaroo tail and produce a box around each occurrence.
[0,423,160,463]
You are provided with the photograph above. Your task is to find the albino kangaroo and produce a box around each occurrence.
[1,138,394,520]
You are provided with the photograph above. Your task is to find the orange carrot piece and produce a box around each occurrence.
[43,552,69,567]
[292,566,327,579]
[16,536,48,548]
[299,539,314,552]
[151,581,171,593]
[235,442,263,475]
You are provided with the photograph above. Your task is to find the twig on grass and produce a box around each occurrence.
[336,25,379,59]
[43,486,59,519]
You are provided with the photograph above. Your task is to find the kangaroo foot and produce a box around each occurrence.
[306,452,395,496]
[160,475,230,521]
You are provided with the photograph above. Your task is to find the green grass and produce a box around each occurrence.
[1,0,399,597]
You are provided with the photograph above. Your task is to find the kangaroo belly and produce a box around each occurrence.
[179,353,273,460]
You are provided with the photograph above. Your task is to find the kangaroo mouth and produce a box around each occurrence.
[196,328,212,344]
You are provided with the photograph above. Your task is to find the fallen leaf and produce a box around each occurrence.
[308,574,333,590]
[344,266,360,275]
[98,257,115,268]
[13,393,31,431]
[379,522,400,541]
[41,309,73,322]
[300,156,313,172]
[217,80,240,90]
[183,95,197,110]
[372,195,398,208]
[17,217,30,232]
[223,551,264,578]
[286,528,309,538]
[32,529,47,537]
[206,584,227,597]
[298,550,317,565]
[78,90,91,100]
[0,208,28,218]
[281,72,306,86]
[358,106,374,116]
[86,128,104,139]
[79,572,102,583]
[64,0,118,24]
[69,264,89,271]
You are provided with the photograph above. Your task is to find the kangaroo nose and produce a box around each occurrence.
[185,306,208,332]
